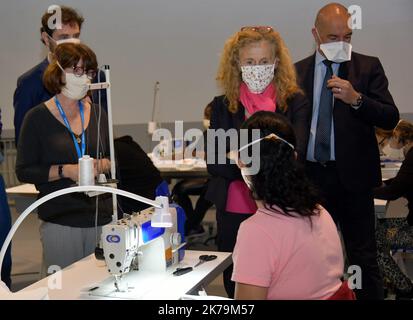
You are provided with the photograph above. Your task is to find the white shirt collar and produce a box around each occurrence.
[315,50,327,66]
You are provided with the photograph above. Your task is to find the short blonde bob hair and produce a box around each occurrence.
[217,27,301,113]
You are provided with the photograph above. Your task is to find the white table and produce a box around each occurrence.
[6,162,400,217]
[381,161,402,180]
[374,199,388,219]
[374,161,403,218]
[148,154,209,179]
[20,250,231,300]
[6,183,39,213]
[6,183,38,195]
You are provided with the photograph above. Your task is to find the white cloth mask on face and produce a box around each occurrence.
[57,61,91,100]
[56,38,81,46]
[48,34,81,47]
[315,28,352,63]
[382,144,405,161]
[62,73,90,100]
[241,63,275,94]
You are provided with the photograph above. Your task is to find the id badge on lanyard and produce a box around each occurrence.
[55,96,86,159]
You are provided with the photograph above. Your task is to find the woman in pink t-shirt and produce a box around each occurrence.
[232,111,354,300]
[205,25,310,298]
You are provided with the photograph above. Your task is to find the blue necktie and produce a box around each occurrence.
[315,60,334,163]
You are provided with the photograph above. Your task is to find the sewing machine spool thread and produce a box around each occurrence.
[78,155,95,186]
[148,121,157,135]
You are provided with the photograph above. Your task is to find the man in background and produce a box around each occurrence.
[13,5,106,144]
[295,3,399,299]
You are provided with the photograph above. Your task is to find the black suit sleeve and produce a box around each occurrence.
[286,93,311,162]
[206,98,242,181]
[15,111,50,185]
[13,76,38,144]
[354,58,399,130]
[374,151,413,201]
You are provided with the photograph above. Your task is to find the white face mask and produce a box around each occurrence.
[241,63,275,94]
[56,38,81,46]
[203,119,210,129]
[48,34,81,47]
[382,143,405,161]
[62,73,91,100]
[57,61,91,100]
[315,29,352,63]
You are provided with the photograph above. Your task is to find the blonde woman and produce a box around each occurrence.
[205,26,310,298]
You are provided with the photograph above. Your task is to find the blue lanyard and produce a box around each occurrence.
[54,96,86,159]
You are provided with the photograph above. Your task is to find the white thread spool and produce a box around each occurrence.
[98,173,107,184]
[78,155,95,186]
[148,121,157,135]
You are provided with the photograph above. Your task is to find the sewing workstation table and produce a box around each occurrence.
[4,193,393,221]
[148,154,209,180]
[6,183,39,213]
[4,161,405,299]
[19,250,232,300]
[374,161,404,218]
[157,165,209,180]
[380,161,402,180]
[5,156,209,208]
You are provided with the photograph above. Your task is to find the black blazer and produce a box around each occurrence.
[295,52,400,192]
[374,148,413,226]
[205,93,310,211]
[114,135,163,213]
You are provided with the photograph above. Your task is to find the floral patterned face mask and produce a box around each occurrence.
[241,62,276,94]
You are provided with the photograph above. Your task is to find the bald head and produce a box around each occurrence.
[315,3,350,29]
[312,2,353,51]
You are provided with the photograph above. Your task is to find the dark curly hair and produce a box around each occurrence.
[241,111,321,220]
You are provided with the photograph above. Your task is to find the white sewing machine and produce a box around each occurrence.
[0,186,188,299]
[101,200,186,292]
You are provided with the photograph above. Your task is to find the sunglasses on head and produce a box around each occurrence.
[240,26,274,33]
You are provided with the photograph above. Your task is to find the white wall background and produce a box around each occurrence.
[0,0,412,131]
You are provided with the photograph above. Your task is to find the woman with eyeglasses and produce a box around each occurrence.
[16,43,112,274]
[374,120,413,300]
[232,111,353,300]
[205,26,310,298]
[375,127,404,160]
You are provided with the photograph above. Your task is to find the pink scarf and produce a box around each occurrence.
[239,82,277,116]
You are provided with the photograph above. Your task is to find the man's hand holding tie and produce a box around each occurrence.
[327,75,361,105]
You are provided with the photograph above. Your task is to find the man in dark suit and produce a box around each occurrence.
[295,3,399,300]
[13,5,107,144]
